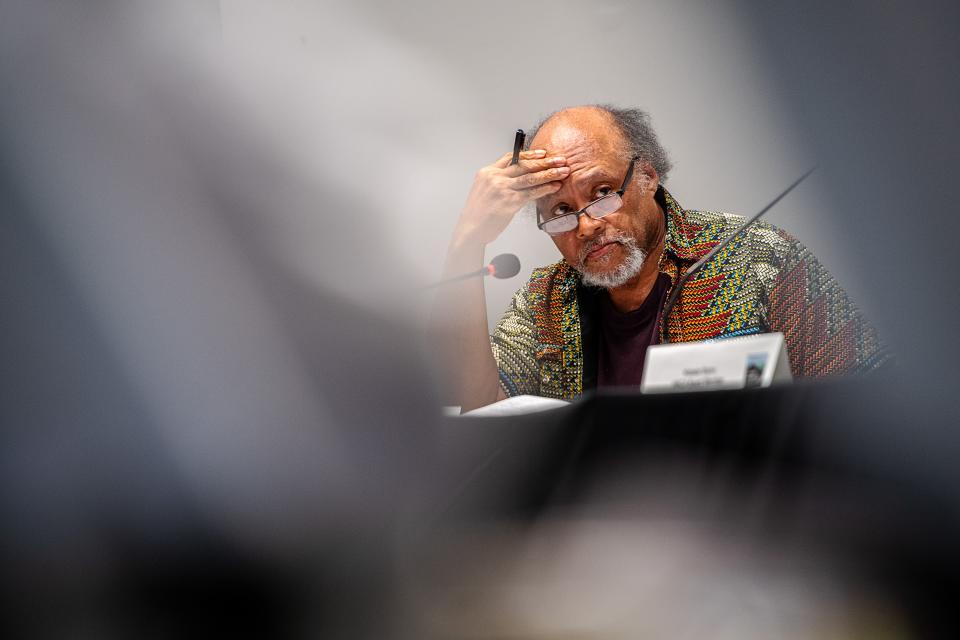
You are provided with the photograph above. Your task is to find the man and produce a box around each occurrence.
[437,105,889,411]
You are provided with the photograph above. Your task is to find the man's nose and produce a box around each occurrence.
[575,212,605,240]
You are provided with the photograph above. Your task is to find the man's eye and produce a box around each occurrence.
[551,205,571,217]
[594,186,613,198]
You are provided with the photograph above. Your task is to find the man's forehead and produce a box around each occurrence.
[537,122,588,147]
[535,165,620,213]
[532,122,605,156]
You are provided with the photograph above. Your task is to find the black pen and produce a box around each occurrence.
[510,129,525,165]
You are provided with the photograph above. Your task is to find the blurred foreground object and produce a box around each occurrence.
[1,2,437,637]
[417,380,958,638]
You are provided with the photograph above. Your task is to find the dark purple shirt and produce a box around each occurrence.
[597,272,671,388]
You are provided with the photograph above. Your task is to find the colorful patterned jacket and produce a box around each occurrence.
[491,186,890,399]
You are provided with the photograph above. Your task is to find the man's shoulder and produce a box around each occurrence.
[510,260,580,311]
[682,207,745,232]
[677,207,797,261]
[527,260,571,282]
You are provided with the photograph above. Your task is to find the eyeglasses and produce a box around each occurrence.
[537,156,640,235]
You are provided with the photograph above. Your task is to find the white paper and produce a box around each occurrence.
[450,395,570,417]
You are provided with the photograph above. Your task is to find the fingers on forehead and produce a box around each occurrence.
[494,149,547,167]
[527,181,563,200]
[504,157,552,176]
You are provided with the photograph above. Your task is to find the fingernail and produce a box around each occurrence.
[533,149,547,156]
[550,156,566,165]
[557,166,570,175]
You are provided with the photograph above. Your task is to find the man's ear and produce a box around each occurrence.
[639,162,659,192]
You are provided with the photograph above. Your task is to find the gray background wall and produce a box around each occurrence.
[218,0,837,332]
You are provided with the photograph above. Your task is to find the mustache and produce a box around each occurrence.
[577,231,635,264]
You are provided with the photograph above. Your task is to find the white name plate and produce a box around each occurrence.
[640,332,792,394]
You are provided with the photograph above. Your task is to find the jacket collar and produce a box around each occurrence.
[659,185,712,262]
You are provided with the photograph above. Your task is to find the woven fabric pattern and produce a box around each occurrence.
[491,188,891,399]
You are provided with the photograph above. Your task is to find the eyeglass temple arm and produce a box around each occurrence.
[616,156,641,195]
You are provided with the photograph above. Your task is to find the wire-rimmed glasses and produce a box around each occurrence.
[537,156,640,235]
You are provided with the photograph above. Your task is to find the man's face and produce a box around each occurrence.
[532,119,665,288]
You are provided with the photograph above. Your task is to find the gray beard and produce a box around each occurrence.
[576,232,648,289]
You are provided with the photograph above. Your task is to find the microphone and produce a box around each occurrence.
[487,253,521,279]
[425,253,521,289]
[661,167,815,343]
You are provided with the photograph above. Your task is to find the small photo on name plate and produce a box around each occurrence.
[745,353,768,388]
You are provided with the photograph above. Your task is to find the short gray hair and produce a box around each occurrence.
[525,105,673,182]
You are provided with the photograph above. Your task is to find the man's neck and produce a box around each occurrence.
[605,208,668,313]
[604,243,665,312]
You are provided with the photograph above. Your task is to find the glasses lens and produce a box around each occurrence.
[585,194,622,219]
[542,214,578,235]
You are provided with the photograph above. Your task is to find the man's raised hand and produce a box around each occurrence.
[452,149,569,247]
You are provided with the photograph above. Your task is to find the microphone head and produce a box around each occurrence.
[489,253,521,279]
